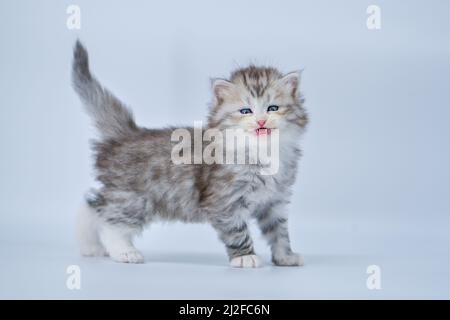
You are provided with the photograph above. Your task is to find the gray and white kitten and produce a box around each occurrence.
[73,40,308,267]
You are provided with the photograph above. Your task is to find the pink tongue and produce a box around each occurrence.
[256,128,268,135]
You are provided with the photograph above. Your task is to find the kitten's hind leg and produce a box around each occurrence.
[76,204,108,257]
[98,223,144,264]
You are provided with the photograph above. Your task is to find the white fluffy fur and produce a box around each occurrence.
[230,254,263,268]
[76,205,143,263]
[76,205,107,257]
[98,224,143,263]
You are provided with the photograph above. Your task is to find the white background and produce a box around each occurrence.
[0,0,449,299]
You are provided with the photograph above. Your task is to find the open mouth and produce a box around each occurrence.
[255,128,271,136]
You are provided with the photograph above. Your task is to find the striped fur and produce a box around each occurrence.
[72,41,308,267]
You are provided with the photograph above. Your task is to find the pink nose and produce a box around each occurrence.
[257,120,266,127]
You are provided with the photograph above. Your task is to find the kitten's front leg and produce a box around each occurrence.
[210,213,262,268]
[257,203,304,266]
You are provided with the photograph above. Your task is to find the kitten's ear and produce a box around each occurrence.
[211,78,235,104]
[279,70,302,98]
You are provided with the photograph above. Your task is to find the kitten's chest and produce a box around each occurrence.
[241,166,292,207]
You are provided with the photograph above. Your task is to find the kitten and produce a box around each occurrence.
[72,40,308,267]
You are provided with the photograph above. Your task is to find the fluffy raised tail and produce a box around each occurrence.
[72,40,139,140]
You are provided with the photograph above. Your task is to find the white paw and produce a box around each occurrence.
[273,252,304,266]
[80,245,108,257]
[110,249,144,264]
[230,254,262,268]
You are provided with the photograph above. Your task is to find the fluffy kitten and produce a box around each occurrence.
[73,40,308,267]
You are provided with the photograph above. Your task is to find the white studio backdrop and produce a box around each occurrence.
[0,0,449,299]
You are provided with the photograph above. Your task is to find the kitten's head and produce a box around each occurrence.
[208,66,308,136]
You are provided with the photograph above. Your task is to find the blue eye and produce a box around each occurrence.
[239,108,253,114]
[267,105,279,112]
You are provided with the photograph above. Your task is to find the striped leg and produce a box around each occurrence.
[210,213,262,268]
[257,203,303,266]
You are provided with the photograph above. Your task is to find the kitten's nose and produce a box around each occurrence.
[257,120,266,127]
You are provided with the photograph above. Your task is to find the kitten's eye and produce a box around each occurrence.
[267,105,279,112]
[239,108,253,114]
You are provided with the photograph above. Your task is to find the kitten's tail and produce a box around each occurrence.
[71,40,139,140]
